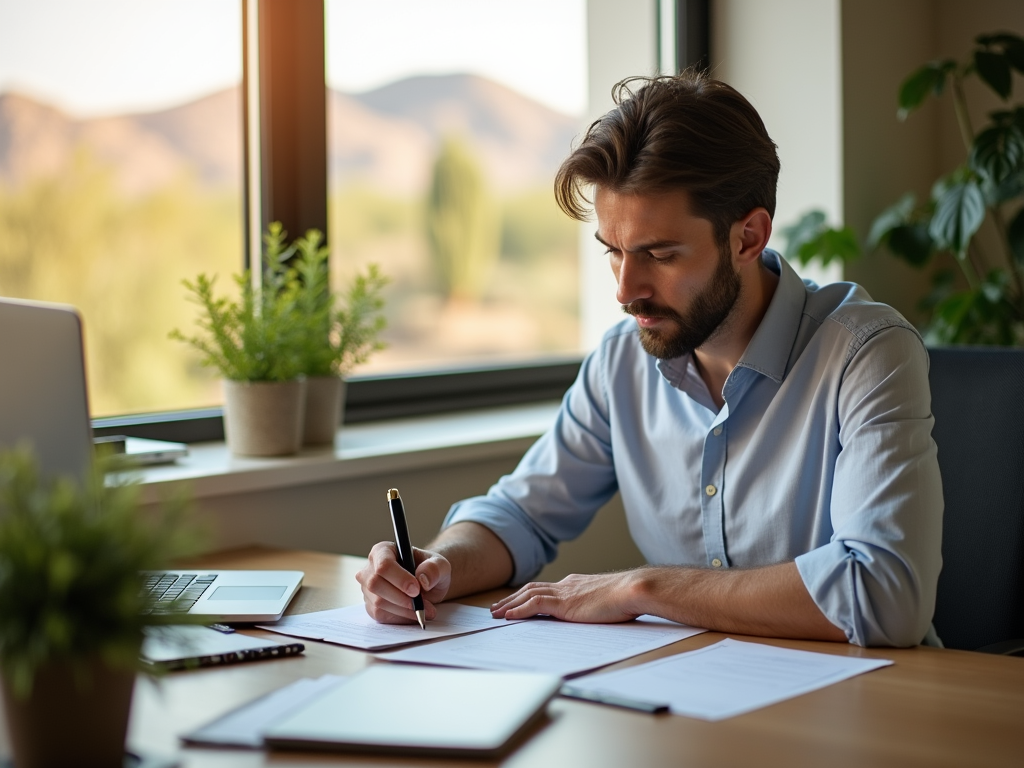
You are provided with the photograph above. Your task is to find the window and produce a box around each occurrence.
[325,0,587,374]
[0,0,243,418]
[2,1,701,438]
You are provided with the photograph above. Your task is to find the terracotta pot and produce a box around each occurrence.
[222,379,306,456]
[302,376,345,446]
[1,659,135,768]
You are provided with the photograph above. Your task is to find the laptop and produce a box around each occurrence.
[143,569,303,623]
[0,296,304,623]
[94,434,190,466]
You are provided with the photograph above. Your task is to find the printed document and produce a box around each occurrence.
[258,603,522,651]
[379,616,705,677]
[568,638,893,720]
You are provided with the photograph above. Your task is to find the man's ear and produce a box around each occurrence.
[730,208,772,268]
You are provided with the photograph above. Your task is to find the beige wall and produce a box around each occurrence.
[711,0,845,288]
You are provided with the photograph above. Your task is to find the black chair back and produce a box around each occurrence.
[928,346,1024,651]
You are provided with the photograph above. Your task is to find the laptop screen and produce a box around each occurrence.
[0,297,94,483]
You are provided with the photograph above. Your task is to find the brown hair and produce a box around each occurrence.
[554,71,780,247]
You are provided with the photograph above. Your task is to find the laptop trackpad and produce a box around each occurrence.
[208,586,288,601]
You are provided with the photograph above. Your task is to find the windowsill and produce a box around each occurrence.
[126,401,560,505]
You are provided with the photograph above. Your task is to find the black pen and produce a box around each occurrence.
[559,685,670,714]
[387,488,426,629]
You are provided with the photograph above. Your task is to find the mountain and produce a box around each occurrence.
[340,74,581,193]
[0,74,581,198]
[0,89,241,194]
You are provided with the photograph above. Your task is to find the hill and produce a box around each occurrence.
[0,74,581,197]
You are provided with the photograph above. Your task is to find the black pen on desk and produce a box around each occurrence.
[559,685,669,714]
[387,488,426,630]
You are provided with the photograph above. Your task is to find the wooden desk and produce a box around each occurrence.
[118,547,1024,768]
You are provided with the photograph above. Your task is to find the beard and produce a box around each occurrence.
[623,245,741,360]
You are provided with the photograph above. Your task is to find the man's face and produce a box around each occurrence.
[594,187,741,360]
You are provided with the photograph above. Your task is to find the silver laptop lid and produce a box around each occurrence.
[0,297,93,483]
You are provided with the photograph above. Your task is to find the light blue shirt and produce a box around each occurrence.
[445,251,943,647]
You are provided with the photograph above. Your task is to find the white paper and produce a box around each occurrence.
[257,603,522,651]
[378,616,706,677]
[568,638,893,720]
[182,675,347,747]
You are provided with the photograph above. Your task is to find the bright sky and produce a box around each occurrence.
[325,0,587,116]
[0,0,586,118]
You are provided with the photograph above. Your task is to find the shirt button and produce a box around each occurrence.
[712,558,723,568]
[705,484,717,496]
[713,427,722,436]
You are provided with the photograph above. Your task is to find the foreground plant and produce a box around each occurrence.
[0,447,200,697]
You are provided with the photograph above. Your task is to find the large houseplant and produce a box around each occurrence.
[288,227,388,445]
[785,32,1024,346]
[0,447,197,768]
[171,225,306,456]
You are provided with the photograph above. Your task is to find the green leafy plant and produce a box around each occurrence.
[0,447,200,697]
[170,222,306,381]
[869,32,1024,345]
[779,210,861,269]
[289,228,389,378]
[172,223,388,381]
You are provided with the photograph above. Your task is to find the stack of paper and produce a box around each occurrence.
[565,638,893,720]
[379,616,706,677]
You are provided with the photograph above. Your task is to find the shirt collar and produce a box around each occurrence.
[734,249,807,384]
[655,249,807,390]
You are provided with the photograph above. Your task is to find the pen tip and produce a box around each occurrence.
[416,610,426,630]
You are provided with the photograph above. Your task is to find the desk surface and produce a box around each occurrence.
[46,547,1024,768]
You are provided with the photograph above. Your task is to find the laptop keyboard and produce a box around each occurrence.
[142,573,217,613]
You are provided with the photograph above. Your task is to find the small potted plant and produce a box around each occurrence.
[0,447,198,768]
[171,224,307,456]
[289,228,388,446]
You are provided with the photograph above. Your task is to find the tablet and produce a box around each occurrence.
[263,664,561,758]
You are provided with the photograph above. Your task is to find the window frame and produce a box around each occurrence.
[89,0,708,443]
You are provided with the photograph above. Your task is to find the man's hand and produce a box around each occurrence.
[490,572,642,623]
[355,541,452,624]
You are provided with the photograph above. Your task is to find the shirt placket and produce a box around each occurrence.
[700,407,730,569]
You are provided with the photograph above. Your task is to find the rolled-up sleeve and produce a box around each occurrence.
[444,349,620,584]
[795,326,943,647]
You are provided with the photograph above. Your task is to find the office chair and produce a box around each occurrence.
[927,346,1024,654]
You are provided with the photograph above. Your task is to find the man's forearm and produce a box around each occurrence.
[631,561,846,641]
[427,521,514,600]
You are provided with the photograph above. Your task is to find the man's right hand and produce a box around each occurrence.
[355,541,452,624]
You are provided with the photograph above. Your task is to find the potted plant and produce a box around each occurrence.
[0,447,197,768]
[781,31,1024,346]
[171,224,307,456]
[289,228,388,446]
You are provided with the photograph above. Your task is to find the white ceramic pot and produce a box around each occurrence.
[222,379,306,456]
[302,376,345,447]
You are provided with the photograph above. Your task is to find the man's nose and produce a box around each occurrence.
[614,252,653,306]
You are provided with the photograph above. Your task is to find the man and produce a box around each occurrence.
[356,72,943,647]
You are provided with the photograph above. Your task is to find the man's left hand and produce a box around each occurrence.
[490,572,642,623]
